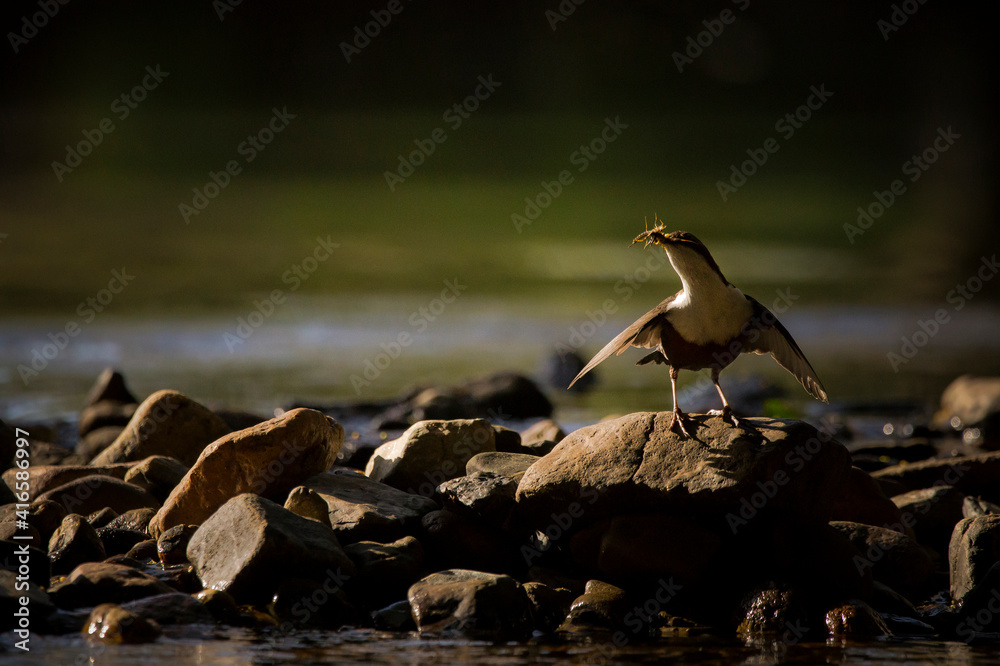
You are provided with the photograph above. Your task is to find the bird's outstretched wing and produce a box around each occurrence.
[741,296,828,403]
[568,296,675,388]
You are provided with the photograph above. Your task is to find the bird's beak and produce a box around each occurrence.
[631,218,670,247]
[632,226,673,249]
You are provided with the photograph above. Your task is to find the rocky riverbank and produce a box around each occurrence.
[3,369,1000,647]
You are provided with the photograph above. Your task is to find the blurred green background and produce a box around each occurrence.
[1,1,997,419]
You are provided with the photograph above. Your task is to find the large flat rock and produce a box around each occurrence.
[516,414,852,530]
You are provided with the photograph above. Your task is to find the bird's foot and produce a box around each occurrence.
[668,409,693,437]
[708,407,740,428]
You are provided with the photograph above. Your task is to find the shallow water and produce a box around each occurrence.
[5,628,1000,665]
[2,297,999,426]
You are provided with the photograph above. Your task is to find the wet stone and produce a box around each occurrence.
[157,524,198,565]
[84,603,162,644]
[49,513,107,576]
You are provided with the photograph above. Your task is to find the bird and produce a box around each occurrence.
[569,219,827,437]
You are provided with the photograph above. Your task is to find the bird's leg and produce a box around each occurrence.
[707,368,740,428]
[667,366,692,437]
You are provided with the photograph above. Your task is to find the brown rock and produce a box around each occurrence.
[520,418,565,446]
[36,475,160,516]
[561,579,630,630]
[569,514,722,584]
[829,466,905,532]
[298,469,438,544]
[825,600,891,637]
[0,512,42,548]
[148,408,342,538]
[75,426,125,461]
[84,367,139,407]
[90,390,232,467]
[949,514,1000,603]
[84,603,161,644]
[125,539,158,561]
[157,524,198,565]
[1,570,54,627]
[103,507,156,534]
[892,485,966,554]
[124,456,189,502]
[79,402,137,439]
[407,568,534,638]
[437,472,517,527]
[492,425,522,453]
[186,493,355,604]
[29,440,85,467]
[49,514,108,575]
[830,521,933,601]
[516,414,852,530]
[23,500,67,545]
[284,486,333,527]
[98,525,150,557]
[88,507,119,529]
[121,592,214,625]
[365,419,496,494]
[963,496,1000,518]
[934,375,1000,430]
[523,581,575,634]
[736,584,810,635]
[2,463,131,502]
[466,451,540,482]
[519,419,564,455]
[194,588,240,624]
[343,536,425,610]
[50,562,174,609]
[872,451,1000,498]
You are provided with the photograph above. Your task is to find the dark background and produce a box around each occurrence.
[1,1,997,413]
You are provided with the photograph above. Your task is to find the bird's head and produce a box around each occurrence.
[632,223,706,252]
[632,218,729,286]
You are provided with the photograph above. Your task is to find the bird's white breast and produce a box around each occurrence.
[668,284,751,345]
[665,247,753,345]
